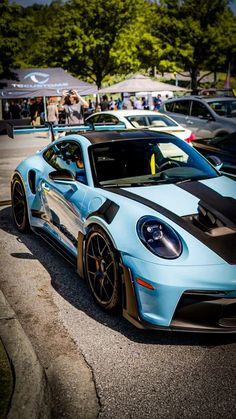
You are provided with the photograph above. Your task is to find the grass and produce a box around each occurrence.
[0,339,14,419]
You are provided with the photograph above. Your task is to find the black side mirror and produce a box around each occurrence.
[49,169,75,182]
[207,155,223,171]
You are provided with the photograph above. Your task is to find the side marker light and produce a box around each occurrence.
[136,278,155,290]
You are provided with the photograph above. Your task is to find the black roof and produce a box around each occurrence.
[73,129,173,145]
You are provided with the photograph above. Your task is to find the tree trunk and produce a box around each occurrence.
[190,68,199,94]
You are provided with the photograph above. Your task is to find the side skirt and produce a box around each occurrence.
[32,226,77,267]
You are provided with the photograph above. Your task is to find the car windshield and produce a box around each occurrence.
[90,135,219,187]
[126,114,178,128]
[209,100,236,118]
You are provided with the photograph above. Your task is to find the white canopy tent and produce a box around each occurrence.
[99,74,187,94]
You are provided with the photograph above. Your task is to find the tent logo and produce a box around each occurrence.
[24,72,49,84]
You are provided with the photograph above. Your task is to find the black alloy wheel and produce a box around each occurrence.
[84,226,120,311]
[11,176,29,232]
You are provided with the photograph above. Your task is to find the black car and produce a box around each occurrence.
[193,132,236,179]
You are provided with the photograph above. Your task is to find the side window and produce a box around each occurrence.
[172,100,190,115]
[88,114,101,124]
[164,101,175,112]
[98,114,119,124]
[43,142,87,183]
[128,116,148,127]
[191,101,211,118]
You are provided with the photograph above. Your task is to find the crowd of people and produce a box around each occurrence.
[2,91,167,125]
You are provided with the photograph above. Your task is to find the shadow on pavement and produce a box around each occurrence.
[1,205,236,348]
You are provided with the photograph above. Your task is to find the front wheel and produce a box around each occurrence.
[11,176,30,232]
[84,226,120,311]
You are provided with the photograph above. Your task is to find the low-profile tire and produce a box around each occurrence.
[84,225,120,311]
[11,176,30,232]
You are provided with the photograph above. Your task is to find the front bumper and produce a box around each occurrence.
[121,256,236,333]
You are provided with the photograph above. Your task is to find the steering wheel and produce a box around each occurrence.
[158,160,180,171]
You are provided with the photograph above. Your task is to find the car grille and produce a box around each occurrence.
[171,290,236,332]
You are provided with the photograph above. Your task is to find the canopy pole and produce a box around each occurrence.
[43,96,47,121]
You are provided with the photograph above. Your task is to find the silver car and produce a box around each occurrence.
[160,96,236,139]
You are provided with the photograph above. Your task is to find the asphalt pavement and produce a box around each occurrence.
[0,132,99,418]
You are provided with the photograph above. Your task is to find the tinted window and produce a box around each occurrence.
[208,100,236,118]
[87,114,101,123]
[191,101,210,118]
[88,114,120,124]
[164,101,175,112]
[172,100,190,115]
[90,136,218,186]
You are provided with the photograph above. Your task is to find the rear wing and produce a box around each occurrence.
[7,121,126,141]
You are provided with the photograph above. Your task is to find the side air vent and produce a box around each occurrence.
[28,170,36,194]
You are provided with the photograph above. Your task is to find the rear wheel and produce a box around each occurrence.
[84,226,120,311]
[11,176,30,232]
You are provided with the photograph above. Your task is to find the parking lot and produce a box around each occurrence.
[0,132,236,417]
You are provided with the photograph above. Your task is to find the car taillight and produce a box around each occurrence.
[185,132,197,143]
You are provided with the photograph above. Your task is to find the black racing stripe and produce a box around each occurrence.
[178,181,236,227]
[107,187,236,265]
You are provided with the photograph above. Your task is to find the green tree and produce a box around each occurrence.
[45,0,149,88]
[149,0,236,92]
[0,0,26,84]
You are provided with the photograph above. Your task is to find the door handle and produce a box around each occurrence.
[42,183,50,192]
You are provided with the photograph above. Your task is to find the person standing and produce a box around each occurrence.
[154,94,162,111]
[60,90,89,124]
[100,95,109,111]
[47,98,59,125]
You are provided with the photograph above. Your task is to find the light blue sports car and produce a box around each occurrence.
[11,127,236,332]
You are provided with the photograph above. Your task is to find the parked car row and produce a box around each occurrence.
[160,95,236,139]
[193,132,236,179]
[84,108,236,179]
[85,109,196,142]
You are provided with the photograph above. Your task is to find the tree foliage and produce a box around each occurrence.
[0,0,236,91]
[44,0,149,88]
[150,0,236,91]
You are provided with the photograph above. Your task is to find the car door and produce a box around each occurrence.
[163,99,191,127]
[189,100,219,138]
[40,141,89,254]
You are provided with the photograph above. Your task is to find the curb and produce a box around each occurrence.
[0,291,51,419]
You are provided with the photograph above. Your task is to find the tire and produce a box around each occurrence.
[11,176,30,232]
[215,131,228,138]
[84,225,120,311]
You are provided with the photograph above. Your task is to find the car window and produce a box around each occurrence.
[126,114,178,128]
[126,116,148,127]
[148,115,178,127]
[191,101,211,119]
[172,100,190,115]
[208,100,236,118]
[90,136,218,186]
[164,101,175,112]
[87,114,101,123]
[89,114,120,124]
[43,141,87,184]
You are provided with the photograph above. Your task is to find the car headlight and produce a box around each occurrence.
[137,216,182,259]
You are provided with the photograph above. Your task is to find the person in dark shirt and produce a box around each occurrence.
[100,95,109,111]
